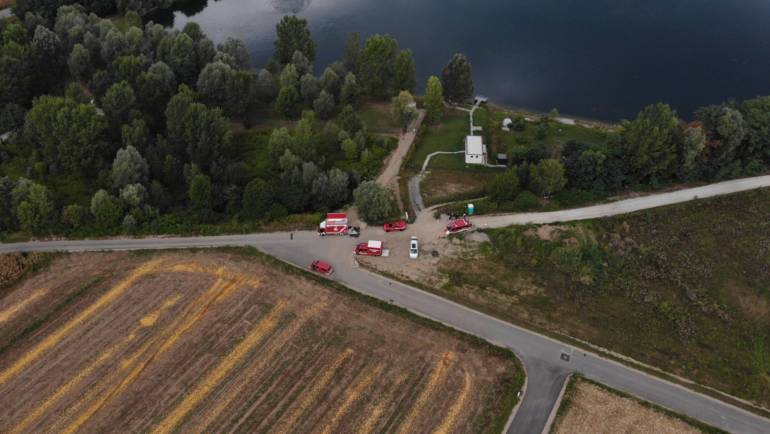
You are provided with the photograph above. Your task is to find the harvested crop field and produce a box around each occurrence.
[552,377,719,434]
[0,250,520,434]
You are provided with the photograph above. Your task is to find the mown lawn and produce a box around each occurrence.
[358,100,401,136]
[437,188,770,407]
[406,109,471,171]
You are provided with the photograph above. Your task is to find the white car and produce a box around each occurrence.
[409,236,419,259]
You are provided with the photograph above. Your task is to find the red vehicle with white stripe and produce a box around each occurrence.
[445,217,473,235]
[318,213,348,236]
[354,240,383,256]
[383,220,407,232]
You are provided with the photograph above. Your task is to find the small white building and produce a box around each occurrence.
[464,135,486,165]
[502,118,513,131]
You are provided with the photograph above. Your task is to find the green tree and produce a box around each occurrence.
[342,137,358,160]
[274,15,315,64]
[279,63,300,89]
[121,118,149,151]
[275,85,301,118]
[339,72,361,107]
[487,170,519,202]
[23,95,107,174]
[300,73,321,104]
[740,96,770,159]
[343,32,360,72]
[326,168,349,208]
[529,159,567,197]
[621,103,680,182]
[391,90,417,132]
[136,61,177,114]
[313,90,335,120]
[0,177,15,231]
[62,203,87,229]
[217,37,251,69]
[102,80,136,127]
[112,145,149,189]
[256,69,277,101]
[337,104,363,134]
[394,49,416,93]
[101,29,128,64]
[90,189,123,229]
[188,173,212,210]
[291,50,312,75]
[441,53,474,102]
[15,183,53,233]
[268,127,293,161]
[354,180,395,223]
[165,88,232,171]
[358,34,398,98]
[680,124,706,175]
[157,32,197,84]
[241,178,272,219]
[196,61,234,111]
[319,67,340,96]
[68,43,91,81]
[715,107,746,163]
[424,75,443,124]
[120,183,147,207]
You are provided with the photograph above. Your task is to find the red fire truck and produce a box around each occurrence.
[354,240,384,256]
[445,217,473,235]
[318,213,349,236]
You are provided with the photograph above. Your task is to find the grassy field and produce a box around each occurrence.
[552,377,725,434]
[358,101,402,136]
[389,188,770,408]
[420,170,496,207]
[0,249,522,433]
[406,109,471,171]
[489,110,613,158]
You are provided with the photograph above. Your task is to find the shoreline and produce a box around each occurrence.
[487,101,618,130]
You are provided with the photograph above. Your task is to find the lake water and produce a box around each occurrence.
[155,0,770,121]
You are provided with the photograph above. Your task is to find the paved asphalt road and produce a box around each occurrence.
[474,175,770,227]
[2,231,770,434]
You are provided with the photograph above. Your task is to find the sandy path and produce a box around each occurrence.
[376,109,426,202]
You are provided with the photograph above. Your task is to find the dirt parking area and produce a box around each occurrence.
[553,377,709,434]
[0,250,519,434]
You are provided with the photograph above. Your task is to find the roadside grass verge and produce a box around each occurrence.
[551,375,727,434]
[432,188,770,408]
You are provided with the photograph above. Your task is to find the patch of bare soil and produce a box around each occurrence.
[553,379,703,434]
[0,251,517,434]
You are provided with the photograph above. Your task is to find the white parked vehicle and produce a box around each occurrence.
[409,236,419,259]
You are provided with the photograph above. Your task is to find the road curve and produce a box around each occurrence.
[474,175,770,228]
[2,232,769,433]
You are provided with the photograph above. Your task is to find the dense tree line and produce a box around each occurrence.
[489,98,770,208]
[0,9,405,235]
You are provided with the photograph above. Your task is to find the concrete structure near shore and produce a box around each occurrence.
[464,135,486,165]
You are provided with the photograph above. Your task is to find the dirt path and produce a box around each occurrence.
[376,109,426,201]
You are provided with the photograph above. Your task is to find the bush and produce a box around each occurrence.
[62,204,87,229]
[513,191,539,210]
[91,189,124,229]
[353,181,396,224]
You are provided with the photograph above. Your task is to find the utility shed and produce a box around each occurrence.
[464,135,486,165]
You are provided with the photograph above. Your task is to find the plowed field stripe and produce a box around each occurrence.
[197,304,325,432]
[152,299,288,434]
[61,276,249,434]
[271,347,354,434]
[0,259,162,388]
[0,287,47,325]
[359,402,387,434]
[8,294,180,434]
[320,364,384,434]
[396,351,455,434]
[432,370,472,434]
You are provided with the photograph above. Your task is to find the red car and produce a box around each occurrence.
[446,217,473,235]
[354,240,383,256]
[310,260,334,275]
[383,220,407,232]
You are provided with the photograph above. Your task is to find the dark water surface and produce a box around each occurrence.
[157,0,770,120]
